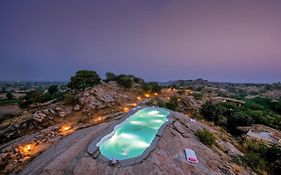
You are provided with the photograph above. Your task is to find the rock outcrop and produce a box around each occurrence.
[18,112,255,175]
[78,82,120,110]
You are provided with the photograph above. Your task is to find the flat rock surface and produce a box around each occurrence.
[18,113,253,175]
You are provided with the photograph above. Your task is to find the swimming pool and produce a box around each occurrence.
[96,107,170,160]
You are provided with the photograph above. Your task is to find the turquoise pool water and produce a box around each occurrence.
[97,107,170,160]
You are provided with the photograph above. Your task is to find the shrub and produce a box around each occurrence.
[143,82,161,93]
[165,102,177,111]
[63,92,78,105]
[105,72,116,82]
[192,92,203,100]
[195,129,216,146]
[67,70,101,90]
[6,92,14,100]
[116,76,133,88]
[48,85,58,95]
[240,139,281,174]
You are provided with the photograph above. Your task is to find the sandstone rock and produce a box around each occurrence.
[59,112,66,117]
[50,109,56,115]
[42,109,50,115]
[78,83,124,111]
[218,141,244,157]
[32,113,44,122]
[74,105,81,111]
[55,107,63,112]
[23,111,30,115]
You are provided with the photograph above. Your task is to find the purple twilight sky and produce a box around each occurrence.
[0,0,281,83]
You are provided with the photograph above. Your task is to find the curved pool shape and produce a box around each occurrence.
[96,107,170,160]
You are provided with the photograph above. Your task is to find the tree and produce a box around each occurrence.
[1,87,6,93]
[117,76,133,88]
[67,70,101,90]
[105,72,116,82]
[143,82,161,93]
[6,92,14,100]
[48,85,58,95]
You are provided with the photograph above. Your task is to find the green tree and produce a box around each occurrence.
[48,85,58,95]
[105,72,116,82]
[67,70,101,90]
[6,92,14,100]
[117,76,133,88]
[143,82,161,93]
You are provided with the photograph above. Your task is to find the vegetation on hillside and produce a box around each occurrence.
[235,139,281,175]
[195,129,216,146]
[143,82,161,93]
[67,70,101,90]
[200,101,281,134]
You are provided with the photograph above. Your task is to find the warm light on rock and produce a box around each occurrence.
[136,96,142,100]
[61,125,71,132]
[124,107,129,112]
[20,144,34,155]
[144,94,150,98]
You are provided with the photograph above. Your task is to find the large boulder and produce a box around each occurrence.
[78,82,122,111]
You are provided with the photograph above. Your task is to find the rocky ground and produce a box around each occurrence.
[16,111,255,175]
[0,82,260,175]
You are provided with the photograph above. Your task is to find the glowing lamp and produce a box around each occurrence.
[61,125,71,132]
[136,96,142,100]
[124,107,129,112]
[20,144,34,155]
[26,144,32,151]
[144,94,150,98]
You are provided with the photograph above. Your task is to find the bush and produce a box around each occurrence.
[6,92,14,100]
[165,102,177,111]
[48,85,58,95]
[200,101,281,133]
[195,129,216,146]
[105,72,116,82]
[241,139,281,174]
[62,92,78,105]
[116,76,133,88]
[143,82,161,93]
[192,92,203,100]
[67,70,101,90]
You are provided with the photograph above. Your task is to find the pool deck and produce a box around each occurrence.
[87,106,173,167]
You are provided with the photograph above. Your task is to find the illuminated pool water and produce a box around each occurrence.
[96,107,170,160]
